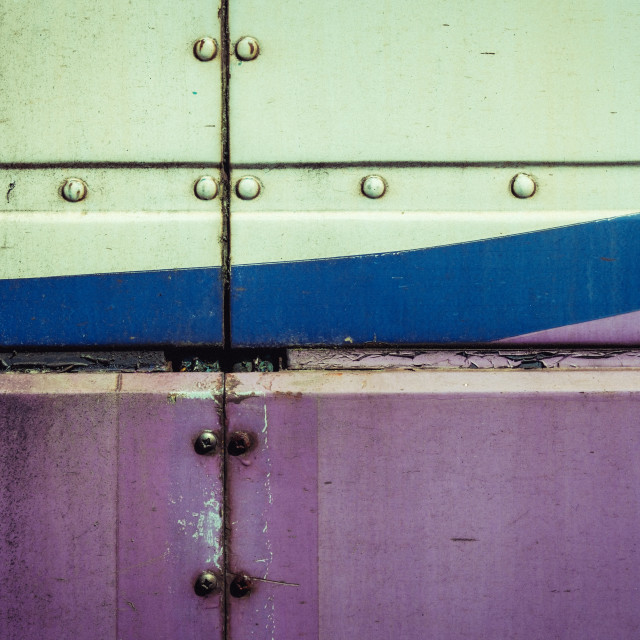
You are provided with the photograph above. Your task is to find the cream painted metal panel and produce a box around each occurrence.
[0,169,223,346]
[0,0,221,163]
[230,166,640,264]
[229,0,640,163]
[230,166,640,345]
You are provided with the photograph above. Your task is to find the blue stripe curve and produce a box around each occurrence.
[231,214,640,346]
[0,267,223,346]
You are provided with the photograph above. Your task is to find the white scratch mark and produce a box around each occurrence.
[178,489,223,567]
[261,401,275,638]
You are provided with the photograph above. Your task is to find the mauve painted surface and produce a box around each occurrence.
[497,308,640,344]
[0,373,224,640]
[226,381,319,638]
[227,370,640,640]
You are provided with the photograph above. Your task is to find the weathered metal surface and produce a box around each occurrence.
[0,168,223,346]
[0,350,169,372]
[230,166,640,346]
[227,370,640,639]
[0,0,221,163]
[229,0,640,164]
[0,373,224,639]
[288,349,640,370]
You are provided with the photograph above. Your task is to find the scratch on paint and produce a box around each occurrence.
[118,548,170,574]
[176,490,223,567]
[167,382,222,405]
[6,181,15,203]
[262,402,275,639]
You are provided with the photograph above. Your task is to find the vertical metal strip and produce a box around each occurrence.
[220,0,231,352]
[219,0,231,636]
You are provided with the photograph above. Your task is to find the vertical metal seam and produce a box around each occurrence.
[219,0,231,634]
[220,0,231,354]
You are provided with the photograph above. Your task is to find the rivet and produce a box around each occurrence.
[235,176,261,200]
[194,176,219,200]
[228,431,253,456]
[61,178,87,202]
[193,37,218,61]
[194,571,218,597]
[194,430,218,455]
[229,573,253,598]
[511,173,536,199]
[361,175,386,199]
[235,36,260,61]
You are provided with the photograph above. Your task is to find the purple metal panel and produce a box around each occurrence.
[226,381,319,638]
[0,373,224,640]
[227,370,640,640]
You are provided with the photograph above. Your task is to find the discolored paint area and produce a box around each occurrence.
[0,374,224,640]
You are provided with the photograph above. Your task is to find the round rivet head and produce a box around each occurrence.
[228,431,253,456]
[235,36,259,61]
[193,37,218,61]
[194,176,219,200]
[361,175,386,199]
[235,176,261,200]
[511,173,536,199]
[61,178,87,202]
[194,430,218,455]
[194,571,218,597]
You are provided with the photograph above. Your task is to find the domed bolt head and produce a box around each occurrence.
[361,175,386,199]
[228,431,253,456]
[193,37,218,61]
[230,573,253,598]
[235,36,259,61]
[511,173,536,199]
[194,571,218,597]
[235,176,261,200]
[194,431,218,455]
[194,176,219,200]
[61,178,87,202]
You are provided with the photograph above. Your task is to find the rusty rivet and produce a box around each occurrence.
[228,431,253,456]
[235,36,259,61]
[194,176,219,200]
[361,175,386,199]
[193,37,218,61]
[194,430,218,455]
[511,173,536,199]
[194,571,218,597]
[229,573,253,598]
[235,176,261,200]
[61,178,87,202]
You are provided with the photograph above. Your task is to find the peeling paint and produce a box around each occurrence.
[167,388,221,404]
[177,490,223,567]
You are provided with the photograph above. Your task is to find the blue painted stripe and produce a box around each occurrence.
[0,268,223,346]
[231,214,640,346]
